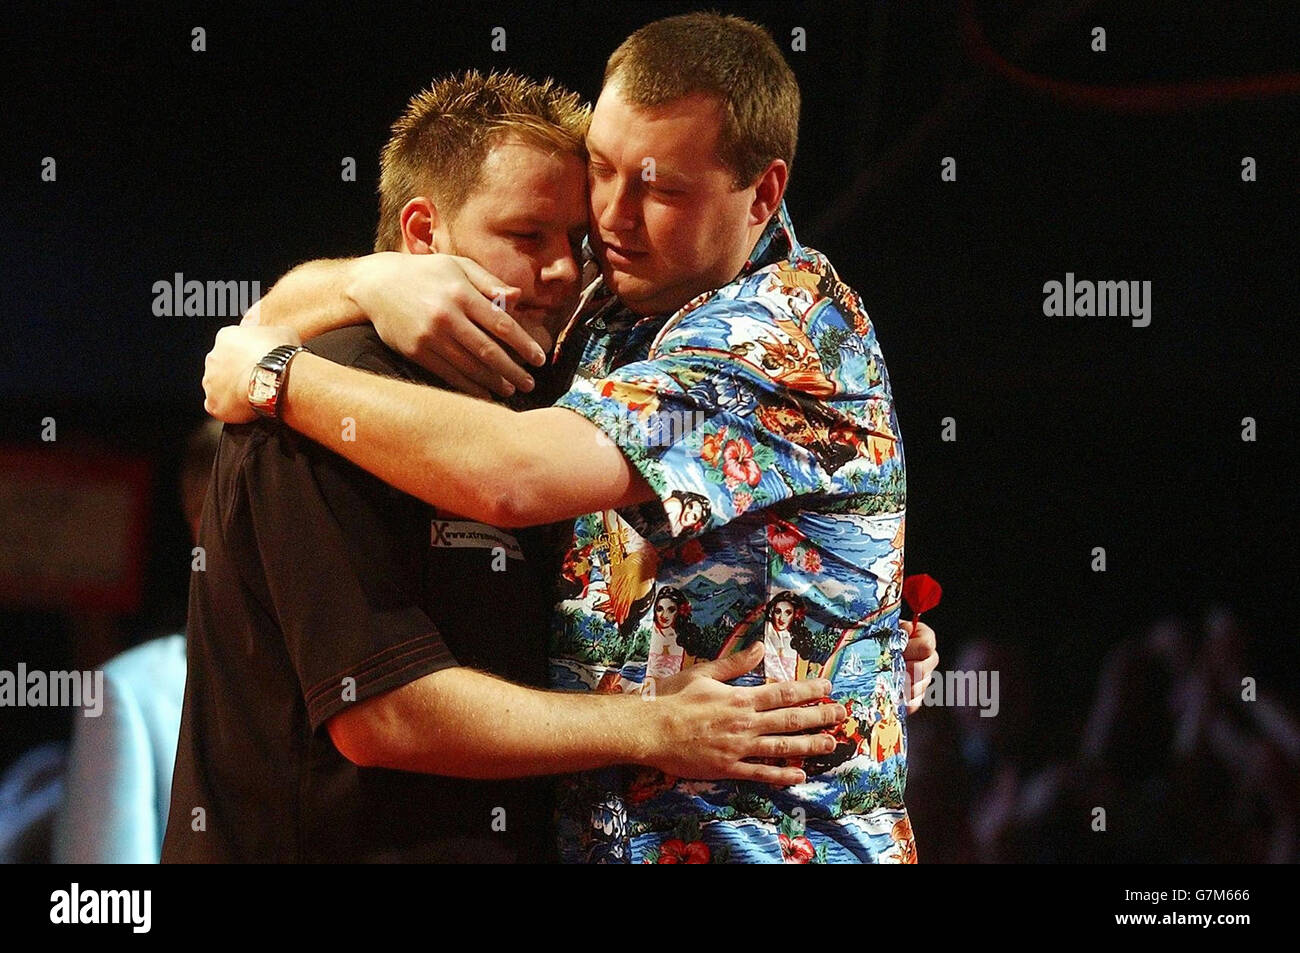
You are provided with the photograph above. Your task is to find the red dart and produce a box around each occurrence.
[902,574,942,623]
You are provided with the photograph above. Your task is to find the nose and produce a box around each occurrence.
[595,173,638,236]
[540,242,580,293]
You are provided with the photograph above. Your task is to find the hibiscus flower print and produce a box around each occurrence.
[779,833,816,864]
[797,547,823,572]
[658,838,711,864]
[733,489,753,514]
[768,521,802,560]
[699,427,728,466]
[722,438,762,487]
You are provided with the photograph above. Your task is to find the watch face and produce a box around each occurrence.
[250,366,277,404]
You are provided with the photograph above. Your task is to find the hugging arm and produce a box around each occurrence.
[331,644,846,786]
[204,324,656,527]
[247,253,543,398]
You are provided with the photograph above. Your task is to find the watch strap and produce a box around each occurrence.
[249,344,308,418]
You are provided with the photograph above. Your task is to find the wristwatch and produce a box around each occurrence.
[248,344,308,419]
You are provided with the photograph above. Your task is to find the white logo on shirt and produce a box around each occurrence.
[430,520,523,559]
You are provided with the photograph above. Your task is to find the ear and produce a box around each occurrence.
[749,158,789,226]
[399,197,443,254]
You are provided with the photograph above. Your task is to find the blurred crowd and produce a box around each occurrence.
[907,611,1298,863]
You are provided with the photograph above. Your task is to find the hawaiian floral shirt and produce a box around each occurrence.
[548,202,914,864]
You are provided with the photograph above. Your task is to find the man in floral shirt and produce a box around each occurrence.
[203,13,923,863]
[545,196,910,863]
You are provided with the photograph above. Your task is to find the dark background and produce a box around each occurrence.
[1,1,1296,860]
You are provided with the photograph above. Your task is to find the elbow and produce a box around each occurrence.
[474,456,549,528]
[404,447,533,526]
[409,413,554,526]
[325,676,468,775]
[481,487,542,529]
[327,707,394,769]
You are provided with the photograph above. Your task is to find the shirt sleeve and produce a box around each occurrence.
[231,414,456,733]
[553,288,902,543]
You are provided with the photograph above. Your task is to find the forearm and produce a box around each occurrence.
[249,258,367,338]
[336,641,844,787]
[279,352,644,525]
[281,352,529,522]
[347,667,660,778]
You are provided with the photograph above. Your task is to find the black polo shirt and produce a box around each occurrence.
[163,326,553,863]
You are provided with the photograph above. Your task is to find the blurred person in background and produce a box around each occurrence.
[53,417,221,863]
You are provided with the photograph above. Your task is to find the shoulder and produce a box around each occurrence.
[649,248,887,399]
[646,252,865,372]
[660,250,860,345]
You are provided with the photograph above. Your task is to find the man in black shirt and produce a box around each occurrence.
[165,71,852,862]
[166,324,556,861]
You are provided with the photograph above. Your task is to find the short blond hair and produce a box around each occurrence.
[604,13,799,189]
[376,70,590,252]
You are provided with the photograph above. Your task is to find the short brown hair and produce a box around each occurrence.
[603,12,800,188]
[375,70,590,252]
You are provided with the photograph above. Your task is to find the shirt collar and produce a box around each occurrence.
[555,200,800,349]
[742,200,799,275]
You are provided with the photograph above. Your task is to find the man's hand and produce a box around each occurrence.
[346,253,544,399]
[644,642,847,786]
[902,619,939,715]
[202,324,300,423]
